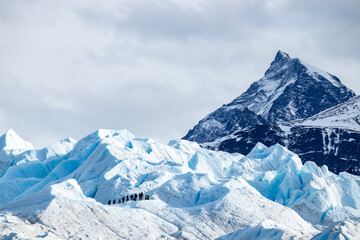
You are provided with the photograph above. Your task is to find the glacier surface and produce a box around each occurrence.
[0,129,359,239]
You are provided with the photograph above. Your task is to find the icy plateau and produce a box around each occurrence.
[0,129,359,239]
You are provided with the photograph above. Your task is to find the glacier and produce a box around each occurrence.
[0,129,359,239]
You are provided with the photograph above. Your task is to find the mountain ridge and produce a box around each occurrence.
[183,50,359,175]
[183,50,355,143]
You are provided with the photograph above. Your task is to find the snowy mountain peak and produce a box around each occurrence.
[274,50,290,61]
[264,50,296,76]
[0,129,34,151]
[183,50,355,143]
[269,51,340,87]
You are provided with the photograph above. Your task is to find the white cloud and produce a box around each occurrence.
[0,0,359,147]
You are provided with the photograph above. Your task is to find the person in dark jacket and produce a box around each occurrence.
[113,199,116,204]
[139,192,143,200]
[145,195,150,200]
[118,199,121,203]
[126,196,129,202]
[122,197,125,203]
[108,200,111,205]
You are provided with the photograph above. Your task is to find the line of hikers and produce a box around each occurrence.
[108,192,150,205]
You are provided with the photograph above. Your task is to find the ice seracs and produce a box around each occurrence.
[0,129,33,152]
[312,221,360,240]
[0,129,35,179]
[0,128,360,239]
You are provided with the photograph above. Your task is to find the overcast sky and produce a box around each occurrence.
[0,0,359,148]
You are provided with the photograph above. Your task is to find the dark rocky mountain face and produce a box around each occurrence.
[184,107,268,143]
[212,125,360,175]
[202,96,360,175]
[287,127,360,175]
[183,50,359,175]
[266,74,354,123]
[213,125,285,154]
[183,51,355,143]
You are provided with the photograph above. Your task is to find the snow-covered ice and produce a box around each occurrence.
[0,129,359,239]
[0,129,34,152]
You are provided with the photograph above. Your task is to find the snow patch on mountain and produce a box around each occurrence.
[290,95,360,132]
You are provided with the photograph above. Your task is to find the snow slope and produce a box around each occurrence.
[0,129,360,239]
[291,95,360,132]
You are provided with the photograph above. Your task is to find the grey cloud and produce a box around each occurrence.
[0,0,359,148]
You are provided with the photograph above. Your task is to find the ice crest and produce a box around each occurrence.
[1,129,360,239]
[0,129,33,151]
